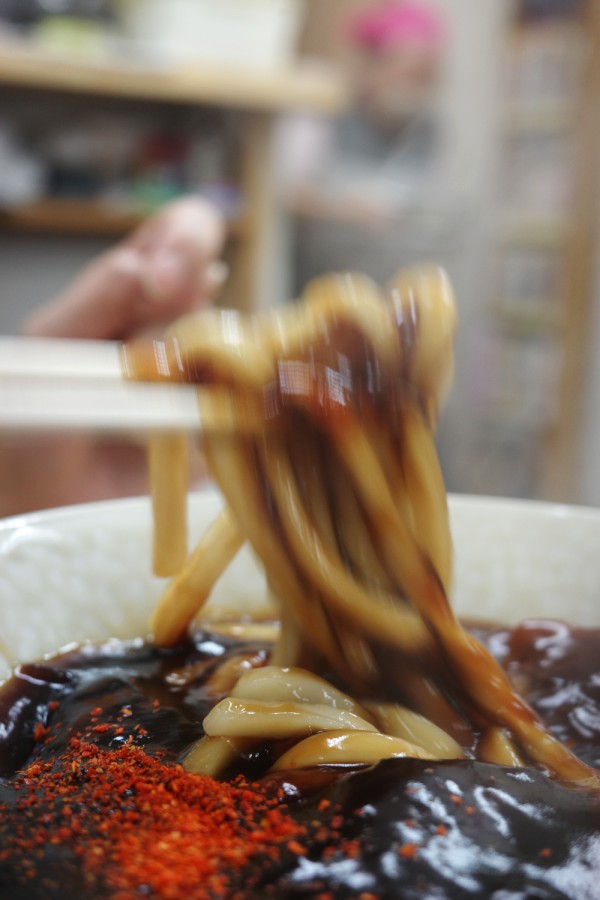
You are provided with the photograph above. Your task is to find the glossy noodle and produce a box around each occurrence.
[123,267,600,787]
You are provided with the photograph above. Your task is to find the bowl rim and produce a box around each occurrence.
[1,489,599,535]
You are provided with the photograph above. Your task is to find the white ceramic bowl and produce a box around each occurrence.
[1,491,599,682]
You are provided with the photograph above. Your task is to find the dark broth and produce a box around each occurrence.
[0,620,599,898]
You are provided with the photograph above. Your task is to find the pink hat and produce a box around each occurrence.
[346,2,445,53]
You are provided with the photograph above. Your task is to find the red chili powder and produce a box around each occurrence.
[0,735,306,899]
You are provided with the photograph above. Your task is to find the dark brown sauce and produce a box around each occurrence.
[121,310,419,432]
[1,620,600,898]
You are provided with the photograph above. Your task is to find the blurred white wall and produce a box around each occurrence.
[435,0,507,209]
[579,209,600,506]
[426,0,509,489]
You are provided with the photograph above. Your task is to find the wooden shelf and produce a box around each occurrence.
[500,214,570,247]
[485,1,600,503]
[492,299,563,335]
[0,41,348,114]
[0,199,142,236]
[0,41,348,311]
[507,18,584,51]
[503,102,574,134]
[0,198,247,239]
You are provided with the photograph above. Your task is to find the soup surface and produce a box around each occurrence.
[0,619,599,899]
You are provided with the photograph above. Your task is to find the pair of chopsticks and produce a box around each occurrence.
[0,336,203,434]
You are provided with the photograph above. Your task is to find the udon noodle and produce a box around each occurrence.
[122,267,600,788]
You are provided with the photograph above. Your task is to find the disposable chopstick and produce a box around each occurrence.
[0,336,202,434]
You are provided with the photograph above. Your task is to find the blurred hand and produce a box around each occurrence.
[0,197,226,518]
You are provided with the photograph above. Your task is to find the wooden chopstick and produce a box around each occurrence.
[0,337,260,436]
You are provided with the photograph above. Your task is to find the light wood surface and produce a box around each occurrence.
[227,114,279,312]
[0,42,348,113]
[0,198,246,239]
[478,1,599,501]
[539,0,600,501]
[0,198,143,236]
[500,215,570,248]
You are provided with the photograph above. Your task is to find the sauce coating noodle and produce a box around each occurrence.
[123,268,599,787]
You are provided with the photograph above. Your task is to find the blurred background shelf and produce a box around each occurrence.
[483,0,600,502]
[502,102,573,133]
[0,39,347,313]
[1,1,600,505]
[499,215,570,247]
[491,299,563,335]
[0,198,144,236]
[0,198,247,238]
[0,42,347,114]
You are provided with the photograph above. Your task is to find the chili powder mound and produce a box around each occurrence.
[0,735,305,899]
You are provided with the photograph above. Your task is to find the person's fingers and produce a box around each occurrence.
[24,198,226,341]
[196,259,230,306]
[24,246,148,339]
[134,197,226,310]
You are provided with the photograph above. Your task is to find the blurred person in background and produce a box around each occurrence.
[0,197,225,518]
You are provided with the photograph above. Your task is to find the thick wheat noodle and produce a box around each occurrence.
[338,406,452,604]
[289,438,394,681]
[271,731,437,771]
[360,406,418,536]
[327,475,417,680]
[323,414,449,621]
[224,666,462,763]
[329,461,393,591]
[277,431,354,670]
[328,408,598,782]
[478,727,525,767]
[399,407,453,591]
[132,268,600,786]
[232,666,371,717]
[236,442,350,676]
[169,273,397,390]
[292,433,379,679]
[288,429,339,566]
[260,440,437,657]
[143,271,400,587]
[365,702,465,760]
[184,735,257,780]
[269,605,302,669]
[203,697,379,740]
[326,462,438,667]
[151,507,244,646]
[185,666,459,776]
[149,434,189,578]
[203,439,357,684]
[387,269,456,405]
[166,311,274,388]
